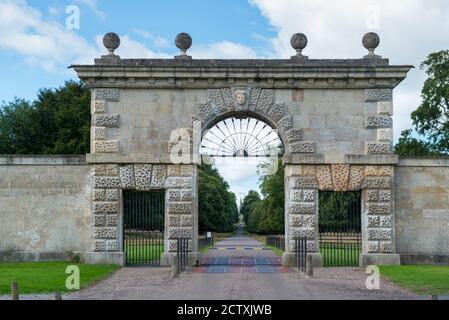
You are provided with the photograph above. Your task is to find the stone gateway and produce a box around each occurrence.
[1,32,448,267]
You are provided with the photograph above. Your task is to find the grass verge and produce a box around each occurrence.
[0,262,119,295]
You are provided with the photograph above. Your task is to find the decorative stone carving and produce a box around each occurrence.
[267,103,286,123]
[93,100,106,114]
[256,89,274,114]
[95,88,120,101]
[303,190,315,202]
[134,164,152,191]
[365,89,392,102]
[289,203,315,215]
[106,215,118,227]
[180,215,193,227]
[208,89,227,113]
[366,190,378,202]
[94,141,119,153]
[285,129,302,143]
[105,240,118,252]
[316,166,333,190]
[221,88,234,111]
[367,241,379,253]
[105,189,119,201]
[362,177,392,189]
[290,227,315,239]
[290,177,318,189]
[168,227,192,239]
[234,90,246,105]
[180,190,193,201]
[168,190,181,201]
[379,190,391,202]
[377,129,393,142]
[378,166,393,176]
[151,165,166,188]
[94,127,106,140]
[94,240,106,252]
[367,203,391,215]
[290,190,303,202]
[366,142,392,154]
[168,202,192,214]
[167,165,180,177]
[365,116,392,129]
[93,114,120,128]
[180,165,193,177]
[289,215,315,228]
[377,101,393,116]
[93,189,106,201]
[168,215,180,227]
[93,202,118,214]
[278,115,293,130]
[93,227,117,239]
[367,228,392,241]
[380,241,393,253]
[94,177,121,189]
[93,215,106,227]
[119,165,135,189]
[347,165,365,191]
[380,216,392,227]
[331,164,350,191]
[248,88,261,112]
[165,177,192,189]
[290,141,315,154]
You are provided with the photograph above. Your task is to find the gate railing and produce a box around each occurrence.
[265,235,285,251]
[319,232,361,267]
[294,237,307,272]
[177,238,189,272]
[198,232,214,250]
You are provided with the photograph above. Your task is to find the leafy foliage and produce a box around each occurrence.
[198,162,239,232]
[0,81,91,155]
[395,50,449,156]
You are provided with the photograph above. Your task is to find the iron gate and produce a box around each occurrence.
[123,190,165,266]
[318,191,362,267]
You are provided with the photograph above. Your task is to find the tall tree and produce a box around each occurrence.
[395,50,449,156]
[240,190,261,227]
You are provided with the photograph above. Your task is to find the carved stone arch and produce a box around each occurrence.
[191,88,315,156]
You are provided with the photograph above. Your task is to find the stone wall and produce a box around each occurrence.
[0,156,91,262]
[395,158,449,263]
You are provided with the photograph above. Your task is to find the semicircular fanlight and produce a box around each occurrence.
[200,117,283,157]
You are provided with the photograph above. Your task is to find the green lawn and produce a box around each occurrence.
[320,246,360,267]
[125,244,164,262]
[0,262,119,295]
[265,245,284,257]
[379,265,449,295]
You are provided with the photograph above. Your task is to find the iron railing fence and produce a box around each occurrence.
[265,235,285,251]
[294,237,307,272]
[177,237,189,272]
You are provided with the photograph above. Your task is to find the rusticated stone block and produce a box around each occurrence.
[316,166,333,190]
[377,129,393,142]
[94,240,106,252]
[379,216,392,227]
[93,189,106,201]
[180,165,193,177]
[168,227,192,239]
[285,165,302,177]
[267,103,286,122]
[378,166,393,176]
[366,190,378,202]
[379,190,391,202]
[367,228,392,241]
[198,103,217,122]
[168,202,192,214]
[105,189,119,201]
[367,241,379,253]
[290,177,318,189]
[168,190,181,201]
[289,203,315,215]
[167,165,180,177]
[151,165,167,188]
[106,215,118,227]
[92,164,107,176]
[362,177,392,189]
[180,190,193,201]
[285,129,302,143]
[365,89,392,102]
[94,177,121,189]
[93,215,106,227]
[93,227,117,239]
[278,115,293,130]
[95,88,120,101]
[168,239,192,252]
[94,127,106,140]
[119,165,135,189]
[290,240,317,253]
[290,141,315,154]
[168,215,180,227]
[93,202,118,214]
[248,88,261,112]
[380,241,393,253]
[377,101,393,115]
[208,89,228,113]
[289,215,315,228]
[93,100,106,114]
[135,164,152,191]
[365,165,378,176]
[180,215,193,227]
[256,89,274,114]
[303,190,315,202]
[367,203,391,215]
[367,215,379,227]
[105,164,119,176]
[290,227,315,239]
[94,141,119,153]
[366,142,392,154]
[331,164,350,191]
[105,240,117,252]
[93,114,120,128]
[302,165,316,176]
[347,165,364,191]
[365,116,392,129]
[290,190,303,202]
[165,177,192,189]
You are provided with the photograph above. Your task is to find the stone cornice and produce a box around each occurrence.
[71,58,413,89]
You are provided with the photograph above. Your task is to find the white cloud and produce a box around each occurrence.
[250,0,449,140]
[133,28,170,48]
[75,0,106,20]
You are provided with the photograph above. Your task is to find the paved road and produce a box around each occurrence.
[67,235,418,300]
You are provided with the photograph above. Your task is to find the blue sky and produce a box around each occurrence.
[1,0,449,200]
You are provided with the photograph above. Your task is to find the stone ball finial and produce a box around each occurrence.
[362,32,380,57]
[103,32,120,55]
[175,32,192,56]
[290,33,308,59]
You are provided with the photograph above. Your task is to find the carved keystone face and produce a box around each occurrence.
[234,90,246,105]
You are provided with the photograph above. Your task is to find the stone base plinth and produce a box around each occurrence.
[82,252,126,266]
[161,252,200,267]
[282,252,322,268]
[360,253,400,266]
